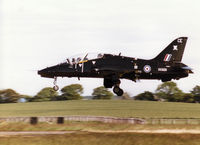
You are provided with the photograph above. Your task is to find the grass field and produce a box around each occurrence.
[1,132,200,145]
[0,100,200,118]
[1,100,200,145]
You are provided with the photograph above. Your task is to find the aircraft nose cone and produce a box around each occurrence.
[38,67,55,78]
[38,68,48,76]
[38,69,44,75]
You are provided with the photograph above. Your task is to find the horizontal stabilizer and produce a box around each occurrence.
[182,66,193,73]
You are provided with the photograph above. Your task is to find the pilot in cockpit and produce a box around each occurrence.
[72,58,76,64]
[77,57,82,62]
[97,53,103,58]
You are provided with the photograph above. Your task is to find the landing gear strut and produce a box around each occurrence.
[53,77,59,91]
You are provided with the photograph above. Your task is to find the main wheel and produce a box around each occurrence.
[117,89,124,96]
[113,86,120,93]
[113,87,124,96]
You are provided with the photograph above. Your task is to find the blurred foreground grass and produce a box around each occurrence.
[1,132,200,145]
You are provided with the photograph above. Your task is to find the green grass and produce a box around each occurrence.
[1,100,200,145]
[0,100,200,118]
[1,132,200,145]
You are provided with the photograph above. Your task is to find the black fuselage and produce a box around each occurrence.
[38,37,193,96]
[38,54,189,82]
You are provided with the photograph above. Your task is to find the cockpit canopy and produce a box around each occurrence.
[63,53,104,64]
[60,52,125,65]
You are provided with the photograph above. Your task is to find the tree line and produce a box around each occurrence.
[134,82,200,103]
[0,84,114,103]
[0,82,199,103]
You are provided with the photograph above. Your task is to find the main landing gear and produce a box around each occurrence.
[104,77,124,96]
[53,77,59,91]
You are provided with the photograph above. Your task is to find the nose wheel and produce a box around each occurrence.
[53,77,59,91]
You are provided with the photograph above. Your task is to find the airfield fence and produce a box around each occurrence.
[146,118,200,125]
[0,116,145,124]
[0,116,200,125]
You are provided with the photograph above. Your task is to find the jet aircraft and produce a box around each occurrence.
[38,37,193,96]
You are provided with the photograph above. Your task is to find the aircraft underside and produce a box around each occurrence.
[50,70,189,96]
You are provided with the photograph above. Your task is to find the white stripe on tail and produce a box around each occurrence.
[164,54,172,62]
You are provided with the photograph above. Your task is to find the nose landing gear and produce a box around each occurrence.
[53,77,59,91]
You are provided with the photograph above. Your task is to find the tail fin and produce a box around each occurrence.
[153,37,187,62]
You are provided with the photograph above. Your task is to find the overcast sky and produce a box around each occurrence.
[1,0,200,96]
